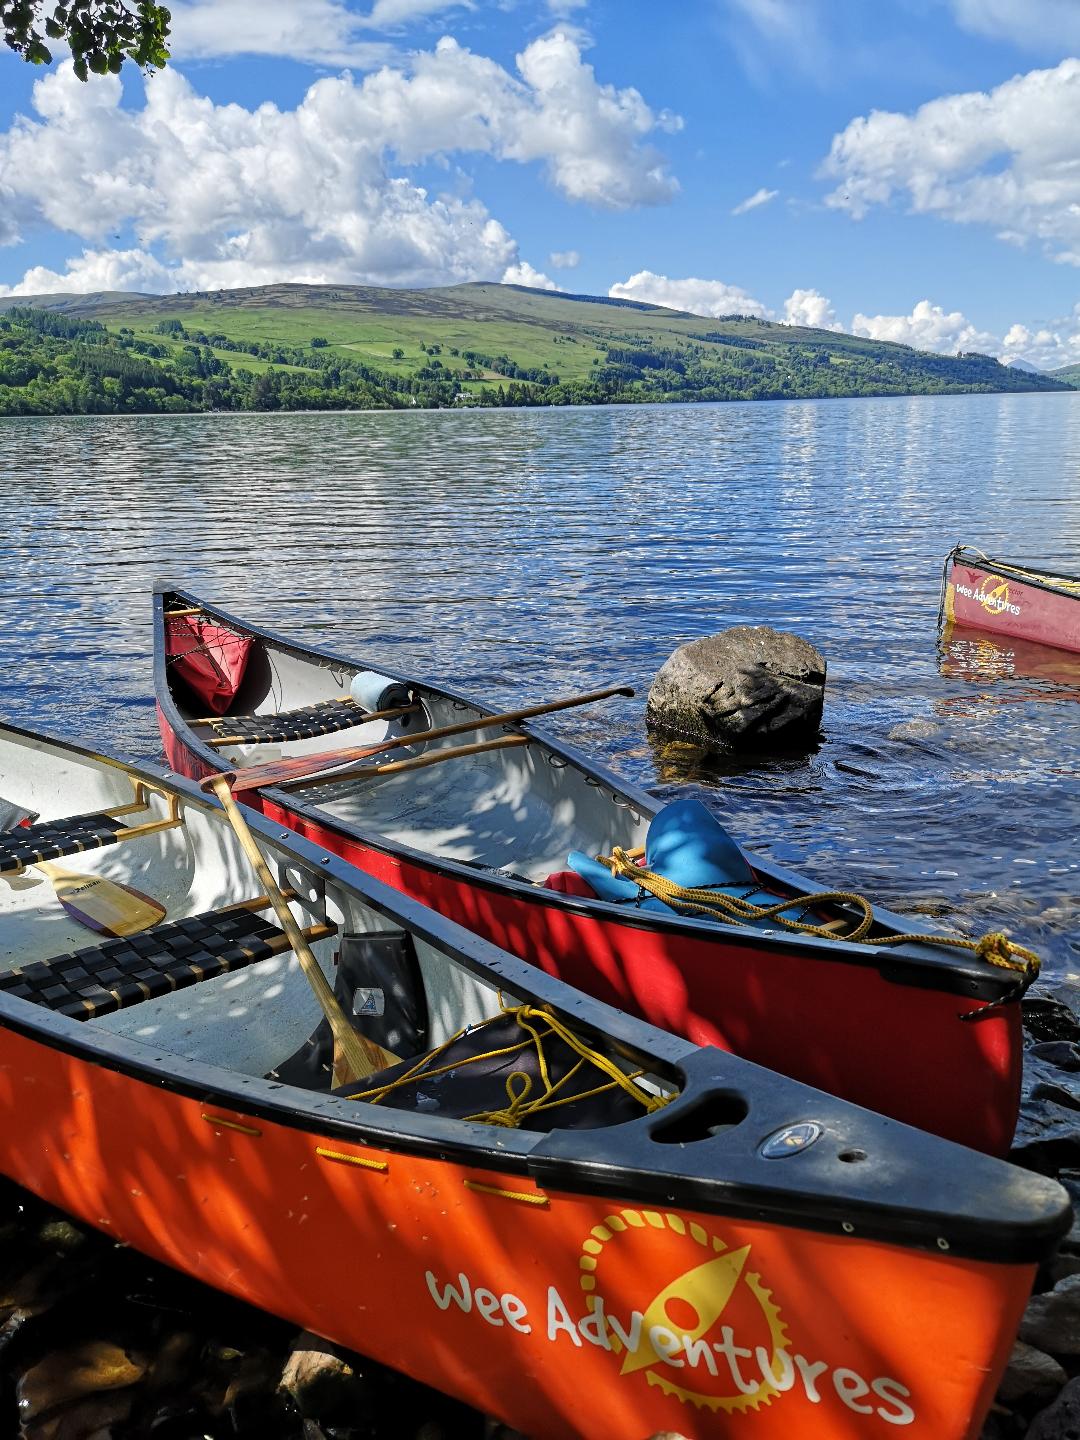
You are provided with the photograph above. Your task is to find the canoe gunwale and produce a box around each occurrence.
[153,585,1019,1004]
[947,546,1080,600]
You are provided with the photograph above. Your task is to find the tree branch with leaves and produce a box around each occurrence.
[2,1,170,80]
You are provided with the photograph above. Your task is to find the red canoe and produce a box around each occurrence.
[0,721,1069,1440]
[154,585,1041,1157]
[942,545,1080,654]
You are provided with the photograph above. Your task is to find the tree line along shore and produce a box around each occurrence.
[0,283,1070,416]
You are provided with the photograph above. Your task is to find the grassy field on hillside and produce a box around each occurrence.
[0,281,1069,415]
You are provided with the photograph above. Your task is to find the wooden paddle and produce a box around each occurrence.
[205,775,393,1084]
[205,684,635,794]
[297,734,531,789]
[34,861,167,938]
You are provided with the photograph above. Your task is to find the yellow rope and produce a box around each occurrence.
[347,1002,672,1128]
[597,848,1041,982]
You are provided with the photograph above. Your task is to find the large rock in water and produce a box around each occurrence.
[647,627,826,749]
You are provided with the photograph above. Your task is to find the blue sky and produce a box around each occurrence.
[2,0,1080,367]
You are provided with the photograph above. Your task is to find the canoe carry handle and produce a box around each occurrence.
[200,684,636,793]
[204,775,394,1084]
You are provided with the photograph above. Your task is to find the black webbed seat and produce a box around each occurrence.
[0,904,335,1021]
[197,699,378,745]
[0,814,129,877]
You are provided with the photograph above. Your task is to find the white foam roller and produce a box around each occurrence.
[349,669,412,713]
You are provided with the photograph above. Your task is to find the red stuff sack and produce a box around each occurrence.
[542,869,598,898]
[165,615,253,715]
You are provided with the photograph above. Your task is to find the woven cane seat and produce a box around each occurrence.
[0,814,128,877]
[203,699,374,745]
[0,907,296,1020]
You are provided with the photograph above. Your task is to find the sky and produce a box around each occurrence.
[2,0,1080,368]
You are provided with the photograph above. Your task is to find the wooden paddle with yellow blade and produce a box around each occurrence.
[32,861,168,938]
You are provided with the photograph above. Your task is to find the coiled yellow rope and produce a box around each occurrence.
[597,847,1041,982]
[349,1001,672,1128]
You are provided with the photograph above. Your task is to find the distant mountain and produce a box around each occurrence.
[0,290,157,314]
[1006,357,1044,374]
[0,281,1071,417]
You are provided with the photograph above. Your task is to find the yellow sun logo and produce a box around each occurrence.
[980,578,1011,613]
[579,1209,789,1413]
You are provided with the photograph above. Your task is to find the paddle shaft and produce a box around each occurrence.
[208,684,635,793]
[290,734,531,789]
[206,776,392,1081]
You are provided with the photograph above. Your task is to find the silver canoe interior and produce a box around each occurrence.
[0,728,514,1082]
[172,635,651,882]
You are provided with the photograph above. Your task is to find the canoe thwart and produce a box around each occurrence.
[0,784,183,879]
[0,901,337,1021]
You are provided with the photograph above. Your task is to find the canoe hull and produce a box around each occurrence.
[158,708,1021,1157]
[945,558,1080,654]
[0,1017,1035,1440]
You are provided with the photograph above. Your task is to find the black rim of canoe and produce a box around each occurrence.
[153,584,1019,1005]
[947,544,1080,598]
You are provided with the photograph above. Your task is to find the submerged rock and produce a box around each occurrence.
[646,627,826,750]
[1024,989,1080,1046]
[888,718,940,742]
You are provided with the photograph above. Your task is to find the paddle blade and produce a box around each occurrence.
[36,863,166,937]
[209,742,382,794]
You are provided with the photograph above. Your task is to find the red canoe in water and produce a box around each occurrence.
[0,721,1070,1440]
[154,585,1041,1158]
[942,545,1080,654]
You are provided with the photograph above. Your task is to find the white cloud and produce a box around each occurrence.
[363,0,470,28]
[782,287,841,330]
[502,260,559,290]
[608,270,768,318]
[549,248,580,268]
[167,0,393,65]
[0,37,678,294]
[0,248,176,297]
[731,185,778,215]
[948,0,1080,54]
[1000,309,1080,370]
[850,299,998,354]
[822,58,1080,265]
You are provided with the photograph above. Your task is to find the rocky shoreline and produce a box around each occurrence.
[0,977,1076,1438]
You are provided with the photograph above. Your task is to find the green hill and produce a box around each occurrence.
[1050,363,1080,389]
[0,281,1069,416]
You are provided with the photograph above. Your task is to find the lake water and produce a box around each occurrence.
[1,392,1078,975]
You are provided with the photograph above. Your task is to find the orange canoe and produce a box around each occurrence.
[0,721,1069,1440]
